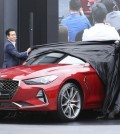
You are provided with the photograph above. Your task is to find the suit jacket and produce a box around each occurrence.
[3,40,28,68]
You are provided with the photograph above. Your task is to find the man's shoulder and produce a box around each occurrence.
[61,15,85,23]
[5,40,15,50]
[61,15,72,23]
[80,15,90,22]
[107,11,120,19]
[5,40,12,45]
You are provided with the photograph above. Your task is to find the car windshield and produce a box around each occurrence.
[24,52,85,66]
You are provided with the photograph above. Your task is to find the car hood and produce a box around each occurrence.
[0,64,85,80]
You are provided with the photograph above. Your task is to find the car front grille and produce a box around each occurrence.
[0,79,19,100]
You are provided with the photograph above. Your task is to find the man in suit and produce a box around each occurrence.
[3,28,31,68]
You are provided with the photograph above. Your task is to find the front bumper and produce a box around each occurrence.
[0,78,58,111]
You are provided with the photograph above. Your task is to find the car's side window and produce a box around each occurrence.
[25,52,85,65]
[59,55,85,64]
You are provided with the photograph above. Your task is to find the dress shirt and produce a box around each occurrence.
[8,39,16,47]
[82,23,120,41]
[61,13,91,42]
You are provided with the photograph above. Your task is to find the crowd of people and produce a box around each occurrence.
[4,0,120,68]
[59,0,120,42]
[82,2,120,41]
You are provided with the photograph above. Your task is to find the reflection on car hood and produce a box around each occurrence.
[0,64,86,80]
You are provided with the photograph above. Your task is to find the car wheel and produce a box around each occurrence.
[58,83,81,121]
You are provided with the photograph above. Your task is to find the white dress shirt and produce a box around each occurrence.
[11,41,16,47]
[82,23,120,41]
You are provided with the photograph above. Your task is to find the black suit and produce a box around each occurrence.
[3,40,28,68]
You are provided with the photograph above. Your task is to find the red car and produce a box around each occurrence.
[0,45,105,121]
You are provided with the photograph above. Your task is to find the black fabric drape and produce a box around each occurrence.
[27,41,120,114]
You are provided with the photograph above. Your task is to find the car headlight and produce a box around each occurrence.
[24,75,58,85]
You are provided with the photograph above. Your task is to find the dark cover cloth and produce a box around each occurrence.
[27,41,120,114]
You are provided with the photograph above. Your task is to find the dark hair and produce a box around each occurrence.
[5,28,15,36]
[69,0,81,11]
[58,25,68,42]
[92,3,108,23]
[102,0,118,13]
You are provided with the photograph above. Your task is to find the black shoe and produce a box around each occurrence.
[108,106,120,119]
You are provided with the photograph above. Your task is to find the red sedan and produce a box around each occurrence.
[0,49,105,121]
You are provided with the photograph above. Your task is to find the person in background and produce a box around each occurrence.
[58,24,69,42]
[61,0,91,42]
[82,3,120,41]
[3,28,31,68]
[115,0,120,9]
[94,0,102,4]
[102,0,120,31]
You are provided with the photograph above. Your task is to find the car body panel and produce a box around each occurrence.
[0,62,105,112]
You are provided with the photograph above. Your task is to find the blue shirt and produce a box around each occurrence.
[61,13,91,42]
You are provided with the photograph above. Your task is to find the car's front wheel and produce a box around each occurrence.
[58,83,82,121]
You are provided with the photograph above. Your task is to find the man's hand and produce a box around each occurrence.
[27,48,31,54]
[79,8,84,16]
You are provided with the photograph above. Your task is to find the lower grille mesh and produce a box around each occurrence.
[0,79,19,100]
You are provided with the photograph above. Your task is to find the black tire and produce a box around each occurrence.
[58,83,82,121]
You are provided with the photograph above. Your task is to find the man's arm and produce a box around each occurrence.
[6,44,28,59]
